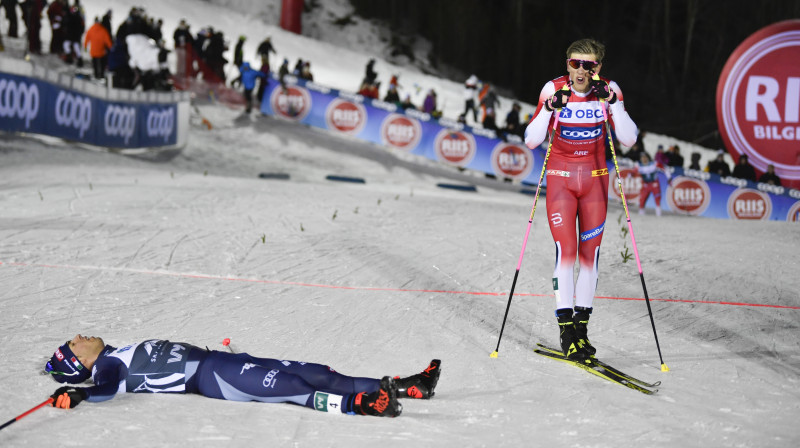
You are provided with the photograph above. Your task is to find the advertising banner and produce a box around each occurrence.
[263,75,800,222]
[0,71,180,149]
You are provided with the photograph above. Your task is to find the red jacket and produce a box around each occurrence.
[84,22,112,58]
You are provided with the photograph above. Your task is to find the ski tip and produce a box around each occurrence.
[661,363,670,372]
[489,351,499,358]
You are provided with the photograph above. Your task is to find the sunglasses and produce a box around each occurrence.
[44,360,81,377]
[567,59,599,71]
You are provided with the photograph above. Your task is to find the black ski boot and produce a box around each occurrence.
[557,308,586,360]
[395,359,441,399]
[573,306,596,357]
[354,376,402,417]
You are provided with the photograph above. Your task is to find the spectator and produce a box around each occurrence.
[204,28,228,82]
[233,35,245,68]
[759,164,781,186]
[256,36,275,62]
[1,0,19,38]
[292,58,304,76]
[84,16,112,79]
[634,130,647,155]
[383,84,400,104]
[277,57,289,90]
[422,89,437,114]
[255,57,270,107]
[688,152,702,170]
[358,81,379,99]
[504,102,522,137]
[23,0,45,54]
[173,19,192,48]
[172,19,193,79]
[732,154,757,182]
[47,0,66,56]
[363,58,377,86]
[299,61,313,81]
[654,145,669,166]
[100,9,111,35]
[463,74,479,123]
[666,144,684,168]
[480,86,500,127]
[400,94,416,110]
[63,5,85,66]
[388,74,399,90]
[624,141,644,162]
[232,62,266,113]
[706,150,731,177]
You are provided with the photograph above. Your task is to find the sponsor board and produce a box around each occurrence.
[433,129,476,166]
[666,176,712,215]
[380,113,422,151]
[490,142,534,179]
[727,188,772,220]
[787,201,800,222]
[611,167,642,200]
[716,20,800,187]
[0,76,41,129]
[325,99,367,135]
[270,85,311,121]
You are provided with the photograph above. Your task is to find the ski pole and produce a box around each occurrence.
[0,398,54,432]
[222,338,236,353]
[491,84,570,358]
[593,74,669,372]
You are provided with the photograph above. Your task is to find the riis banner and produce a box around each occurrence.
[262,76,800,222]
[0,72,179,148]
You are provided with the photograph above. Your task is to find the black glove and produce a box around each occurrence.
[544,88,572,111]
[51,386,87,409]
[590,77,617,104]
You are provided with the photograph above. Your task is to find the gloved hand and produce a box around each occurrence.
[51,386,87,409]
[590,77,617,104]
[544,88,572,112]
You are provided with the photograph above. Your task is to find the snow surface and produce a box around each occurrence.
[2,1,800,447]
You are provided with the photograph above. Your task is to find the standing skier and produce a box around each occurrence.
[524,38,638,359]
[45,334,441,418]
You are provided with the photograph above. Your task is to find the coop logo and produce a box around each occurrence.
[104,105,136,144]
[270,85,311,121]
[0,78,40,128]
[727,188,772,220]
[55,91,92,137]
[146,108,175,142]
[560,125,602,141]
[490,142,533,179]
[666,176,711,216]
[611,167,642,200]
[434,129,476,166]
[325,99,366,135]
[380,113,421,151]
[716,20,800,183]
[787,201,800,222]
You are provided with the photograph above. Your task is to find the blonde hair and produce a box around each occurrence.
[566,38,606,63]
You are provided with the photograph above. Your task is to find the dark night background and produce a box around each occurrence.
[348,0,800,148]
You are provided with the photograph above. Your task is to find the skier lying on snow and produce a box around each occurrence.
[45,335,441,417]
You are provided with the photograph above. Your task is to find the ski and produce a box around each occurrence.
[534,349,658,395]
[536,343,661,388]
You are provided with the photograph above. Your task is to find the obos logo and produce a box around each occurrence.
[716,20,800,188]
[434,129,476,167]
[490,142,533,179]
[610,167,641,200]
[55,90,92,137]
[727,188,772,220]
[787,201,800,222]
[146,107,175,142]
[0,78,40,128]
[325,99,366,135]
[104,105,136,144]
[666,176,711,216]
[380,113,421,151]
[270,85,311,121]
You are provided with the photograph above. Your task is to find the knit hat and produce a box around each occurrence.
[46,342,91,384]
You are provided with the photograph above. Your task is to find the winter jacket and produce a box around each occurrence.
[84,22,112,58]
[238,63,266,90]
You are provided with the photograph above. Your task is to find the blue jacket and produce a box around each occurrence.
[239,62,266,90]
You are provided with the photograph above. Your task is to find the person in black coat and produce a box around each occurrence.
[706,151,731,177]
[1,0,19,38]
[759,164,781,186]
[732,154,757,182]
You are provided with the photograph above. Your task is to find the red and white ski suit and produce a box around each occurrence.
[524,75,637,310]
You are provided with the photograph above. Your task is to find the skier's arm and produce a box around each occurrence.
[84,358,128,403]
[524,82,556,149]
[607,82,637,147]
